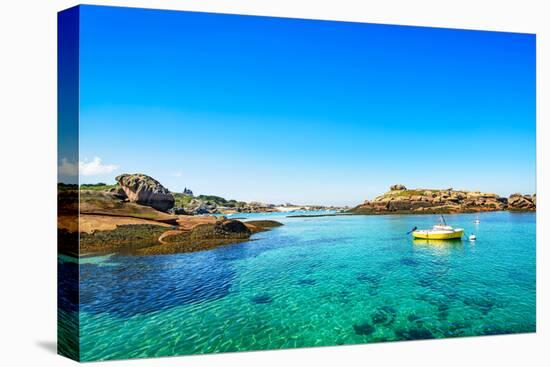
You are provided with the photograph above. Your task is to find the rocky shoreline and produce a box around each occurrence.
[170,197,346,216]
[59,175,535,256]
[58,174,285,256]
[100,174,346,215]
[349,184,536,215]
[75,218,282,256]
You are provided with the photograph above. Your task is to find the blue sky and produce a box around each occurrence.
[74,5,535,206]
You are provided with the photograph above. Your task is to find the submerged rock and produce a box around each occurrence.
[371,306,397,326]
[116,173,174,212]
[251,294,273,304]
[353,321,376,336]
[395,327,435,340]
[463,294,496,315]
[400,257,420,267]
[356,273,381,286]
[297,279,316,286]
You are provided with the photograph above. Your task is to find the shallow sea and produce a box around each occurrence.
[59,211,536,361]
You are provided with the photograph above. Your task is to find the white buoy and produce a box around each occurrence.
[469,234,477,241]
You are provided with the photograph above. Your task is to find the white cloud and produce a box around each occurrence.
[172,171,183,177]
[79,157,119,176]
[58,158,78,177]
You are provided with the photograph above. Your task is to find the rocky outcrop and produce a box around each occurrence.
[173,198,279,215]
[58,176,286,256]
[182,198,218,215]
[244,220,285,233]
[79,190,178,224]
[508,193,536,211]
[135,218,283,255]
[350,185,535,214]
[79,224,169,254]
[390,184,407,191]
[190,219,251,241]
[107,185,127,199]
[76,215,283,256]
[116,173,174,212]
[237,202,277,213]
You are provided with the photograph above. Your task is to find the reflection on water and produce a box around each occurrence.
[412,238,465,255]
[66,211,535,361]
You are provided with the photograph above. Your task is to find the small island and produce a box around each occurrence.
[349,184,535,215]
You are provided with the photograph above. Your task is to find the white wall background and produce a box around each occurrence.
[0,0,548,366]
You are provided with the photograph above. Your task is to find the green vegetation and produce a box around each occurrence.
[79,190,177,222]
[196,195,245,208]
[71,181,249,210]
[197,195,246,208]
[387,189,452,198]
[390,189,430,197]
[80,183,118,191]
[80,224,168,254]
[58,183,78,191]
[172,193,246,208]
[173,193,194,208]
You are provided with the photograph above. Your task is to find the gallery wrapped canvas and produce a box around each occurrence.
[58,5,536,362]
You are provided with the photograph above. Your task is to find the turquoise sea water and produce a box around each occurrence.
[63,211,536,361]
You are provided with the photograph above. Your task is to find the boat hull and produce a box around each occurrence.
[412,229,464,240]
[413,238,463,246]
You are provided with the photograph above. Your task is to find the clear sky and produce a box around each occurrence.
[74,5,535,206]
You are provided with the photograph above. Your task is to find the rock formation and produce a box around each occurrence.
[107,185,127,199]
[350,185,535,214]
[173,197,279,215]
[507,193,536,211]
[116,173,175,212]
[59,175,288,256]
[238,202,277,213]
[390,184,407,191]
[190,219,251,241]
[183,198,217,215]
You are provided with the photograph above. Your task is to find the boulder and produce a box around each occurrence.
[508,193,536,211]
[388,199,413,211]
[170,207,186,215]
[108,186,127,199]
[182,198,219,215]
[183,199,211,215]
[115,173,175,212]
[190,219,251,240]
[390,184,407,191]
